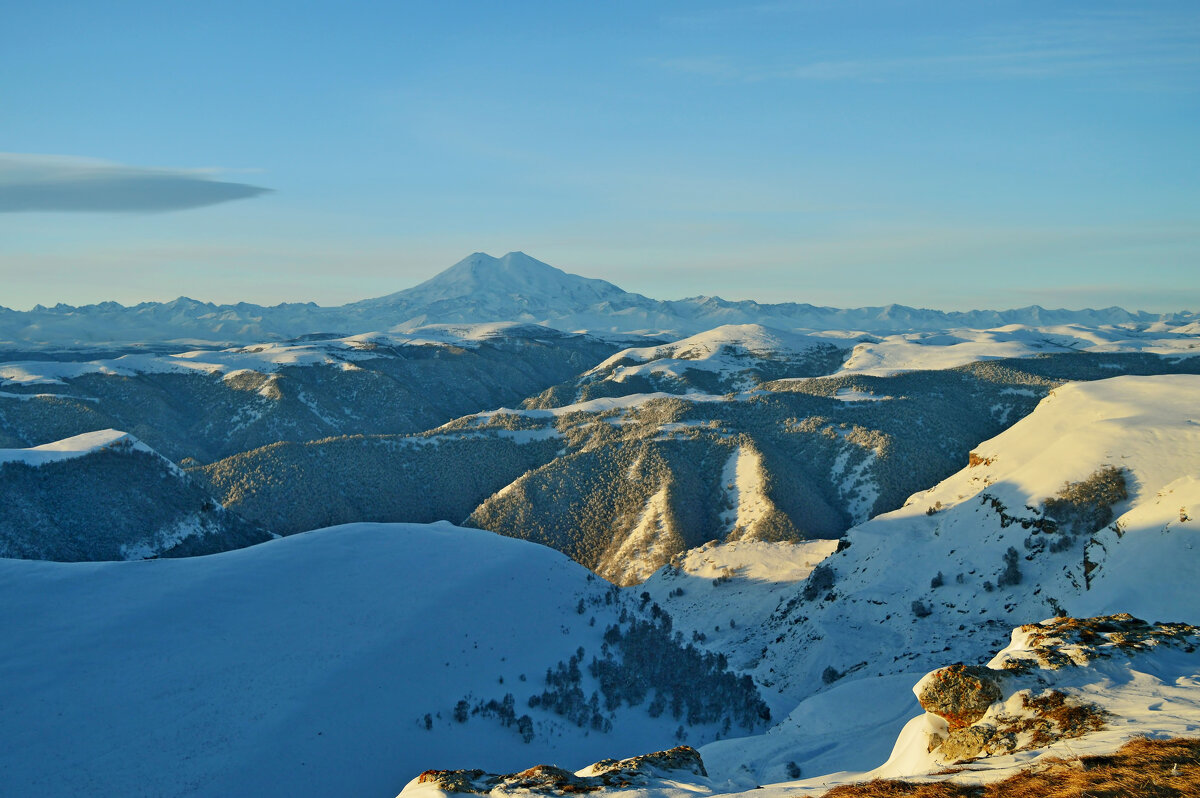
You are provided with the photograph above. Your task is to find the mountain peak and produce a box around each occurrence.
[439,250,560,282]
[359,251,631,312]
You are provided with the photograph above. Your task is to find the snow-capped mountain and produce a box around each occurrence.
[0,429,269,560]
[2,251,1197,347]
[353,251,639,320]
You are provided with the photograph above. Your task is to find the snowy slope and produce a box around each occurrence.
[0,427,154,466]
[399,615,1200,798]
[585,374,1200,788]
[639,539,840,675]
[746,374,1200,704]
[0,322,574,386]
[582,325,849,393]
[0,522,761,797]
[0,429,270,561]
[831,323,1200,376]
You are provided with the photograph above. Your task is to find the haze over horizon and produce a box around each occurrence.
[2,1,1197,312]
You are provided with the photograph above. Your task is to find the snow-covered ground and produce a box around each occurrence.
[0,523,698,797]
[718,446,775,537]
[0,428,155,467]
[640,538,839,681]
[598,374,1200,797]
[833,323,1200,376]
[400,614,1200,798]
[586,325,844,388]
[0,323,559,386]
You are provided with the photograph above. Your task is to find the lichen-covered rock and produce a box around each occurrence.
[916,663,1004,730]
[937,724,996,761]
[991,614,1199,671]
[586,746,708,779]
[506,765,587,792]
[416,769,499,794]
[412,747,707,795]
[916,615,1192,766]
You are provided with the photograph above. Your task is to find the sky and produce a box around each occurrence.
[1,0,1198,312]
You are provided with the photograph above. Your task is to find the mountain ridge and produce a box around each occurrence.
[2,251,1196,347]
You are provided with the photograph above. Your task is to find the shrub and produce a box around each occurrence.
[997,546,1021,588]
[1042,466,1128,536]
[802,563,835,601]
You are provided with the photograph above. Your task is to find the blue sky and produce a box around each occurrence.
[2,0,1197,312]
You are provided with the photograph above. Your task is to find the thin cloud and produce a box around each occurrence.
[656,10,1200,86]
[0,153,272,213]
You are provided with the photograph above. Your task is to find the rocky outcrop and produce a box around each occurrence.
[913,615,1200,764]
[582,746,708,779]
[915,663,1004,731]
[993,613,1199,671]
[413,746,707,795]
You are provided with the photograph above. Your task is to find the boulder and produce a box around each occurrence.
[916,663,1004,730]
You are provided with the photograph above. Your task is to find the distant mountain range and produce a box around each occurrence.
[3,251,1196,347]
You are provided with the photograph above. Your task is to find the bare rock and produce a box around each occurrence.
[994,614,1200,671]
[589,746,708,779]
[937,725,995,761]
[917,663,1004,731]
[413,746,707,795]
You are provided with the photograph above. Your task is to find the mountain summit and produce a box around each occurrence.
[363,252,629,308]
[345,251,661,333]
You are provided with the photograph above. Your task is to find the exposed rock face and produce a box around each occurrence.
[916,663,1004,731]
[414,746,707,795]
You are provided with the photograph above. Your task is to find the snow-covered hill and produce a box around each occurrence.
[615,374,1200,787]
[0,521,772,797]
[0,324,616,463]
[832,322,1200,376]
[3,251,1197,347]
[525,324,851,403]
[0,429,270,560]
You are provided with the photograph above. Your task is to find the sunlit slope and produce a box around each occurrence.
[747,375,1200,706]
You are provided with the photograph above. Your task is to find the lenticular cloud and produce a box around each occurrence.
[0,153,271,212]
